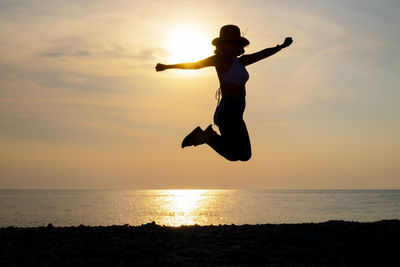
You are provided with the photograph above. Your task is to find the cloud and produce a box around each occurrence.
[37,35,162,61]
[40,50,92,58]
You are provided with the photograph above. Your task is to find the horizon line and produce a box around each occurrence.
[0,188,399,191]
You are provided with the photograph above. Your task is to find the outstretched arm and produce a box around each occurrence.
[156,55,217,72]
[240,37,293,66]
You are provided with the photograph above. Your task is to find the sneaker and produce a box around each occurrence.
[204,124,215,135]
[181,126,203,148]
[204,124,217,141]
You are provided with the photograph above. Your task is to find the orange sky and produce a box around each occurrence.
[0,0,399,189]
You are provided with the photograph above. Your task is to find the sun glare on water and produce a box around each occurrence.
[165,24,212,63]
[153,189,216,226]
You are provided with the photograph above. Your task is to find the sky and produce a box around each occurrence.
[0,0,399,189]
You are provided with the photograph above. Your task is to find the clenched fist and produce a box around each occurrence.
[155,63,166,72]
[282,37,293,48]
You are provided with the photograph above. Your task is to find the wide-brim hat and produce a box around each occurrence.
[212,24,249,46]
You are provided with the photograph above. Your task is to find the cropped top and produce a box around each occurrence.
[219,57,249,86]
[217,57,249,98]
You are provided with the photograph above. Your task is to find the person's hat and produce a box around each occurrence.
[212,25,249,46]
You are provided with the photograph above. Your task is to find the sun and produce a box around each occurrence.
[165,24,212,63]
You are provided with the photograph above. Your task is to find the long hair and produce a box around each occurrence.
[214,41,248,56]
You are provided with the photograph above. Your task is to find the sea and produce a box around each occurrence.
[0,190,399,227]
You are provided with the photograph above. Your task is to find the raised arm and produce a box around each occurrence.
[240,37,293,66]
[156,55,218,72]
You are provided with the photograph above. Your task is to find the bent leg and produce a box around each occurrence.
[236,120,252,161]
[208,120,252,161]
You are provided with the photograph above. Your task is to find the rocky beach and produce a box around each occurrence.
[1,220,399,266]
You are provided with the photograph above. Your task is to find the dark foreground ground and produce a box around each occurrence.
[1,220,400,266]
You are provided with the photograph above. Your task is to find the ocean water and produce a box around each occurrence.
[0,190,399,227]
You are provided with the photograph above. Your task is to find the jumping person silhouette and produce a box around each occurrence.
[156,25,293,161]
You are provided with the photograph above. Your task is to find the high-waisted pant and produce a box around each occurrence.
[209,96,252,161]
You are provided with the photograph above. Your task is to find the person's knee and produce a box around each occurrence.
[225,150,251,162]
[239,151,251,161]
[238,145,252,161]
[223,150,240,161]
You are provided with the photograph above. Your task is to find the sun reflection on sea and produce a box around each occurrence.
[152,189,217,226]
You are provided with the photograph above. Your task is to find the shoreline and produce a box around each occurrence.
[2,218,400,228]
[1,220,399,265]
